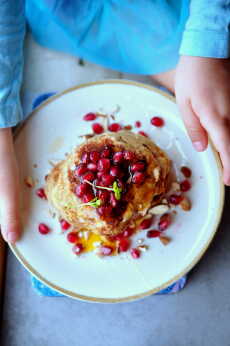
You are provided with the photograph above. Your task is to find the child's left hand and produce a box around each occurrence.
[175,56,230,185]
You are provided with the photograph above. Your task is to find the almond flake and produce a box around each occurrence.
[137,245,149,252]
[153,167,160,181]
[149,204,169,215]
[159,236,171,246]
[179,197,191,211]
[171,182,180,192]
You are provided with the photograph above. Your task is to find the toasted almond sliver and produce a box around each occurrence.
[180,197,191,211]
[171,182,180,192]
[160,236,171,246]
[149,204,169,215]
[153,167,160,181]
[137,245,149,252]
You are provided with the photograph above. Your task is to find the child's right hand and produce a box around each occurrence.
[0,128,21,243]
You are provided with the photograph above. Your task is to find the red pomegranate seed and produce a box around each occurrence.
[158,214,172,231]
[113,151,124,164]
[75,164,87,176]
[87,163,97,172]
[97,158,111,172]
[181,166,192,178]
[151,116,164,127]
[101,147,111,158]
[135,121,141,128]
[83,171,95,182]
[90,151,100,163]
[123,150,135,161]
[97,205,113,217]
[169,194,183,205]
[139,218,153,230]
[82,191,95,203]
[138,131,148,137]
[118,238,130,252]
[132,171,145,184]
[75,183,89,197]
[102,174,115,186]
[81,152,90,164]
[36,188,47,200]
[110,166,123,177]
[60,219,71,231]
[108,123,122,132]
[38,223,50,235]
[180,180,191,192]
[130,161,145,172]
[67,232,78,243]
[110,192,118,208]
[98,190,110,204]
[92,123,104,134]
[130,248,140,259]
[99,245,113,256]
[72,243,84,255]
[147,230,161,238]
[83,112,97,121]
[123,227,134,238]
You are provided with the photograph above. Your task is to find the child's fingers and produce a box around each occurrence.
[178,100,208,151]
[0,201,21,243]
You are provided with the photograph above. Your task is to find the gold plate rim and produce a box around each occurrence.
[10,79,225,303]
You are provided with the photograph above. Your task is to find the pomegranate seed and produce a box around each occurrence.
[130,248,140,259]
[151,116,164,127]
[83,171,95,182]
[98,190,110,204]
[180,180,191,192]
[118,238,130,252]
[110,166,123,177]
[113,151,124,164]
[108,123,122,132]
[169,194,183,205]
[90,151,100,163]
[87,163,97,172]
[83,112,97,121]
[139,218,153,230]
[102,174,115,186]
[181,166,192,178]
[158,214,171,231]
[101,147,111,158]
[147,230,161,238]
[81,152,90,164]
[131,161,145,172]
[97,158,111,172]
[36,188,47,199]
[82,191,95,203]
[75,164,87,176]
[97,171,104,179]
[75,183,89,197]
[135,121,141,128]
[92,123,104,134]
[132,171,145,184]
[123,227,134,237]
[67,232,78,243]
[60,219,71,231]
[138,131,148,137]
[123,150,135,161]
[99,245,113,256]
[38,223,50,235]
[97,205,113,217]
[72,243,84,255]
[110,192,118,207]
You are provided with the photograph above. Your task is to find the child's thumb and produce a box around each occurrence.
[0,202,21,243]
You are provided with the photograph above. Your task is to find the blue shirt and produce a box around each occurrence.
[0,0,229,128]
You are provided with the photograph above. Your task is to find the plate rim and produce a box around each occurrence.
[10,79,225,303]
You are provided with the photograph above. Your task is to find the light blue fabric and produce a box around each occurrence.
[0,0,230,128]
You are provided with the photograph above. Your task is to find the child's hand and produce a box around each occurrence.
[175,56,230,185]
[0,128,21,243]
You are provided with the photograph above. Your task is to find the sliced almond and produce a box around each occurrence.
[137,245,149,252]
[153,167,160,181]
[24,176,35,188]
[159,236,171,246]
[171,182,180,192]
[148,204,169,215]
[180,197,191,211]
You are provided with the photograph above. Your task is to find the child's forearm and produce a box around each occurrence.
[180,0,230,58]
[0,0,26,128]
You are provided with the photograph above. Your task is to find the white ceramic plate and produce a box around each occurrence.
[11,80,224,302]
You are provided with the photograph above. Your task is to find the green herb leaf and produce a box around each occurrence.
[113,181,122,200]
[80,197,101,208]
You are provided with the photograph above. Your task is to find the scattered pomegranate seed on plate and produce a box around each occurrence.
[147,230,161,238]
[151,116,164,127]
[118,238,130,252]
[67,232,78,243]
[130,248,141,259]
[72,243,84,255]
[108,123,122,132]
[83,112,97,121]
[92,123,104,134]
[135,121,141,128]
[181,166,192,178]
[38,223,50,235]
[138,131,148,137]
[158,214,172,231]
[122,227,134,238]
[139,218,153,230]
[36,188,47,199]
[168,194,183,205]
[60,219,71,231]
[180,179,191,192]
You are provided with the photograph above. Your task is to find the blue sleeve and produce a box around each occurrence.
[0,0,26,128]
[180,0,230,58]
